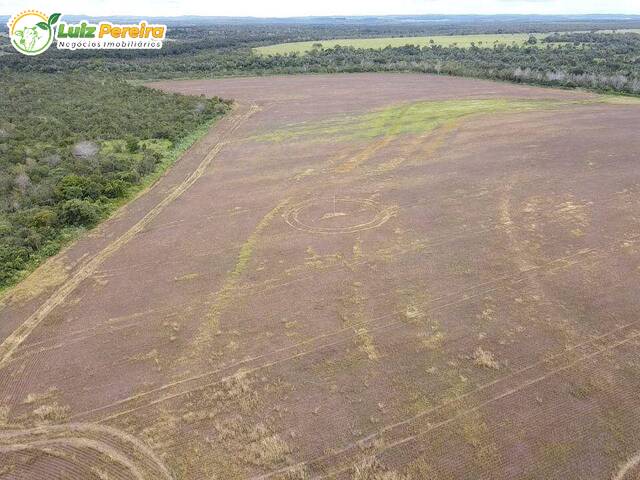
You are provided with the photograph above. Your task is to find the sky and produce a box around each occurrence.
[3,0,640,18]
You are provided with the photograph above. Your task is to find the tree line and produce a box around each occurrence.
[0,74,230,289]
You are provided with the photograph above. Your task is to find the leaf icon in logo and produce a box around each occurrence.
[48,13,61,26]
[36,22,49,30]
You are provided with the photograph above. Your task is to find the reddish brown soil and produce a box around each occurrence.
[2,73,640,479]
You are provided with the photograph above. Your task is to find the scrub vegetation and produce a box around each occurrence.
[0,74,230,290]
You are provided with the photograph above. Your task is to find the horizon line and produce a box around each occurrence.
[2,12,640,18]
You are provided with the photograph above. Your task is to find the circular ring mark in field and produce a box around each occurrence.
[284,197,393,234]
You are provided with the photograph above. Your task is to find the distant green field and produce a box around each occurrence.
[255,33,548,55]
[255,29,640,55]
[600,28,640,33]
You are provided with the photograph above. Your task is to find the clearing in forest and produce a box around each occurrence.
[2,73,640,479]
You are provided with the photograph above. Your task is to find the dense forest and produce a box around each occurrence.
[2,24,640,94]
[0,75,230,289]
[1,16,640,290]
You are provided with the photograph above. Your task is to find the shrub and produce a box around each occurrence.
[0,244,30,284]
[125,136,139,153]
[55,175,101,201]
[137,151,160,176]
[59,199,101,226]
[102,179,128,198]
[16,207,57,228]
[0,74,230,289]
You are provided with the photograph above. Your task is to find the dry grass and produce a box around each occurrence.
[281,465,310,479]
[246,431,291,466]
[0,405,9,426]
[404,304,425,322]
[355,328,380,361]
[23,387,58,405]
[351,456,406,480]
[419,331,444,350]
[0,257,68,306]
[129,348,162,371]
[460,409,499,468]
[205,198,290,332]
[31,401,70,424]
[473,347,500,370]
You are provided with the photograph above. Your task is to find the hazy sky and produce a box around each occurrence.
[3,0,640,17]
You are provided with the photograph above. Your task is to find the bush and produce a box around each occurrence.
[137,151,160,176]
[56,174,101,201]
[15,207,57,228]
[103,179,128,198]
[0,245,30,285]
[125,137,139,153]
[59,199,101,226]
[0,74,230,289]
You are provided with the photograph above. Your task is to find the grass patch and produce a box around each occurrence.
[255,29,640,56]
[255,98,570,144]
[256,33,549,55]
[205,199,290,331]
[255,95,639,146]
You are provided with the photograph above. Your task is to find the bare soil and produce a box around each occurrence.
[2,73,640,479]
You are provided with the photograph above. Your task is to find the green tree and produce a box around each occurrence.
[60,199,101,226]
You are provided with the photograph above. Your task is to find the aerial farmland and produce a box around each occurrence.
[2,70,640,478]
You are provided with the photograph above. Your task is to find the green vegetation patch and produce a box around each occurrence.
[255,98,570,143]
[0,74,231,291]
[256,95,639,145]
[255,30,640,56]
[256,33,549,55]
